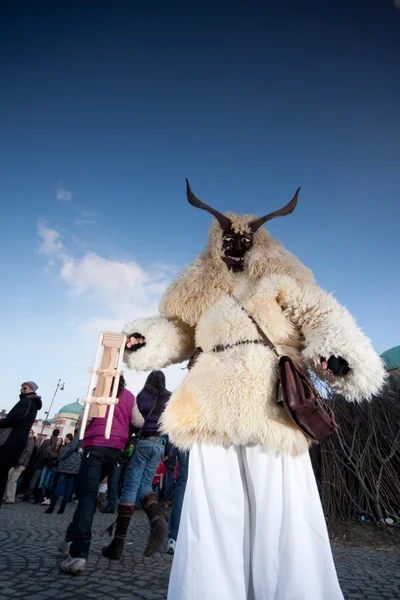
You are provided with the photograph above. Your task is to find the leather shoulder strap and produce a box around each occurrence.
[242,309,279,357]
[136,395,158,439]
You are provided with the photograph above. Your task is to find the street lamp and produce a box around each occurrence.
[39,378,65,441]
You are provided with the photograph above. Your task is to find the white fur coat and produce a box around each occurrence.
[124,219,385,456]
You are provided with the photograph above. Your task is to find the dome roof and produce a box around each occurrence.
[380,346,400,371]
[57,400,82,415]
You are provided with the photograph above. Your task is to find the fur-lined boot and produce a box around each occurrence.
[101,502,135,560]
[142,492,168,557]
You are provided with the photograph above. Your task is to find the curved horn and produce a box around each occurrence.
[186,179,232,231]
[248,187,300,232]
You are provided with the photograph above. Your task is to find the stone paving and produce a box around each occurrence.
[0,501,399,599]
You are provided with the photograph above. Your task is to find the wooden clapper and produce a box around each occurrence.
[79,332,127,440]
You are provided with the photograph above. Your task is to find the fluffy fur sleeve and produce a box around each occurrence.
[278,276,386,401]
[122,316,195,372]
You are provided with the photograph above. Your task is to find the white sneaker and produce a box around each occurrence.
[60,555,86,574]
[58,540,71,557]
[41,498,51,505]
[167,538,176,555]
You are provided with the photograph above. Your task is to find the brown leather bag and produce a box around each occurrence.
[247,313,339,442]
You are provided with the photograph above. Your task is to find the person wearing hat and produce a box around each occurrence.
[0,381,42,506]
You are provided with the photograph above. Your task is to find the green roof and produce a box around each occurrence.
[58,400,82,415]
[380,346,400,371]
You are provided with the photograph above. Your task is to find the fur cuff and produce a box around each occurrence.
[281,277,386,401]
[303,339,386,402]
[123,316,195,372]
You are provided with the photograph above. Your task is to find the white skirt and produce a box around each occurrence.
[168,443,343,600]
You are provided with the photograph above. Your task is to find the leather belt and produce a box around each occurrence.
[213,339,268,353]
[188,339,269,370]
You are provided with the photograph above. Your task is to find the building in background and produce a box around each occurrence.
[32,399,82,440]
[380,346,400,373]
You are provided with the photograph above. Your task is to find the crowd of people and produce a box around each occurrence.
[0,374,189,576]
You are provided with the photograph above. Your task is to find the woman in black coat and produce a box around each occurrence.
[0,381,42,503]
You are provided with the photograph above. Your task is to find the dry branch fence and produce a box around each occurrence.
[310,369,400,523]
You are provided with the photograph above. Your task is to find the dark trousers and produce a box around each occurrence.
[65,446,122,559]
[19,465,35,494]
[49,473,77,512]
[0,463,12,504]
[168,450,189,541]
[105,463,122,510]
[27,468,42,500]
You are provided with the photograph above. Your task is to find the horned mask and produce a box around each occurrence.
[186,179,300,272]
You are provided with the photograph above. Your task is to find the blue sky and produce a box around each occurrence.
[1,0,399,415]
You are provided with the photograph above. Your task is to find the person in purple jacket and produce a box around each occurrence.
[59,376,144,575]
[102,370,171,560]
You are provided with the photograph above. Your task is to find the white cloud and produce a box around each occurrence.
[59,252,171,325]
[61,252,144,295]
[37,221,65,255]
[37,218,177,362]
[56,185,72,201]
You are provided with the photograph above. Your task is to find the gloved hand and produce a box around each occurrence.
[321,356,350,376]
[126,333,146,352]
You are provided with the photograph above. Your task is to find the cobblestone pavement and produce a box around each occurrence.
[0,501,399,600]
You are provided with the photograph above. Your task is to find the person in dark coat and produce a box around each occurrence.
[0,381,42,505]
[45,430,82,514]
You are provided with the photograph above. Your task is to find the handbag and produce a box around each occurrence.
[121,396,159,460]
[246,312,339,442]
